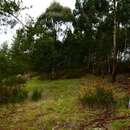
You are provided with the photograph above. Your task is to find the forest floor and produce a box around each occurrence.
[0,74,130,130]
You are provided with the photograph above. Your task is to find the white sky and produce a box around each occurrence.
[0,0,75,45]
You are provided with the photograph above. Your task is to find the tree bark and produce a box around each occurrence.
[112,0,117,82]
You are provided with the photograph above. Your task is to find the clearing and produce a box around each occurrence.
[0,75,130,130]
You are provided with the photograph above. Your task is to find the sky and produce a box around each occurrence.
[0,0,75,45]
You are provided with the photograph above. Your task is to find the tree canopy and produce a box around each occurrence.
[1,0,130,81]
[0,0,21,29]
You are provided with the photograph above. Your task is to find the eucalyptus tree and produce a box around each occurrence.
[0,0,22,30]
[36,2,74,41]
[73,0,130,80]
[30,2,74,78]
[0,0,22,80]
[73,0,109,74]
[109,0,130,81]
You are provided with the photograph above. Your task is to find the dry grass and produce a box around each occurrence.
[0,75,129,130]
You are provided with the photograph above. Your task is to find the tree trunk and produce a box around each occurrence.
[112,0,117,82]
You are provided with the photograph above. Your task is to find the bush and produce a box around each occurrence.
[95,87,115,107]
[1,75,26,86]
[79,81,115,108]
[10,88,28,103]
[117,95,129,108]
[0,85,28,104]
[1,76,18,86]
[31,89,42,101]
[0,75,28,104]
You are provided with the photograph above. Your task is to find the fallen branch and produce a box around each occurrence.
[82,113,130,129]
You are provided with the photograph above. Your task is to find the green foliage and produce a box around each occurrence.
[31,36,58,76]
[31,89,42,101]
[1,0,130,87]
[0,0,21,28]
[0,0,20,13]
[117,95,129,108]
[0,75,27,104]
[9,87,28,103]
[112,119,130,130]
[95,87,115,107]
[7,0,130,79]
[36,2,73,39]
[0,85,28,104]
[44,2,73,22]
[1,75,26,86]
[80,86,115,108]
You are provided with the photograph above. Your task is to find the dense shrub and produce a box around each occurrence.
[95,87,115,107]
[10,87,28,103]
[0,75,27,104]
[1,76,18,86]
[117,95,129,108]
[79,81,115,108]
[1,75,26,86]
[0,85,28,103]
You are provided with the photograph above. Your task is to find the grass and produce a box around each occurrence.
[0,75,129,130]
[0,77,87,130]
[26,77,81,99]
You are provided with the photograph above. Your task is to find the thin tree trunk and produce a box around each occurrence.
[112,0,117,82]
[107,56,111,74]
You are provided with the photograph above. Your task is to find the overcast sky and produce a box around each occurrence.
[0,0,75,45]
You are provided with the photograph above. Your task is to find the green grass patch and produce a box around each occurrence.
[26,77,81,100]
[112,119,130,130]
